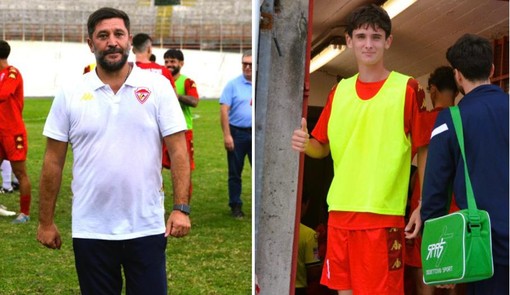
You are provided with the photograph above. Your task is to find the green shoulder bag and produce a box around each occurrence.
[421,106,494,285]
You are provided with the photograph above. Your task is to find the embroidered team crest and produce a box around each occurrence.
[134,87,151,104]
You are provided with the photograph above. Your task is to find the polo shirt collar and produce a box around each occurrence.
[241,74,252,85]
[87,62,138,90]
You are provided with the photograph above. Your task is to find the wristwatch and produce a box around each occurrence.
[173,204,191,215]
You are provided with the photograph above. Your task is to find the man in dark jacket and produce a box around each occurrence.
[421,33,509,295]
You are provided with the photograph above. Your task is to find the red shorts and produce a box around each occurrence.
[404,182,460,268]
[162,130,195,170]
[320,226,405,295]
[404,235,422,268]
[0,133,28,161]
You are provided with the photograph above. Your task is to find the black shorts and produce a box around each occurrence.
[73,234,167,295]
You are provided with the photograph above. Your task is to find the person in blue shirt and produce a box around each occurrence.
[421,34,509,295]
[219,50,252,218]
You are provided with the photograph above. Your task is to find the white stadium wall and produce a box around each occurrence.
[8,41,242,99]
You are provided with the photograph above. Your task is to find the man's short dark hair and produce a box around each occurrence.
[446,34,493,82]
[132,33,152,53]
[0,40,11,59]
[87,7,130,38]
[345,4,392,38]
[164,49,184,61]
[428,66,457,93]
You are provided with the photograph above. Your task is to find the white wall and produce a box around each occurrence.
[8,41,242,98]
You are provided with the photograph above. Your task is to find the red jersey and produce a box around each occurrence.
[136,61,179,170]
[182,77,199,98]
[0,66,25,135]
[312,75,431,229]
[135,61,176,89]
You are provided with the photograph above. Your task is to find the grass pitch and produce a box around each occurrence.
[0,98,252,294]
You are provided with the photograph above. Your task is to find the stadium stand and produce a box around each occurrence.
[0,0,251,52]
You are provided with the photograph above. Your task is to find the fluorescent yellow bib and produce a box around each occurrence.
[175,75,193,129]
[327,71,411,215]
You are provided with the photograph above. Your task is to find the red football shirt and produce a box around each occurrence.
[183,77,199,98]
[0,66,25,135]
[135,61,176,89]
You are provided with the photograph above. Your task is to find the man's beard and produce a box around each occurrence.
[170,66,181,76]
[96,47,129,72]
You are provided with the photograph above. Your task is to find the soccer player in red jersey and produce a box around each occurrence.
[132,33,178,173]
[132,33,175,89]
[0,40,32,223]
[164,49,199,200]
[133,33,175,175]
[405,66,464,295]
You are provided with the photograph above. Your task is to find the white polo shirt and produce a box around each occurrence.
[43,66,186,240]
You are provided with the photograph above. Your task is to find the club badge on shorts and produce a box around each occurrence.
[134,87,151,104]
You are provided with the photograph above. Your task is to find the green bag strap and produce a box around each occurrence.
[450,106,481,226]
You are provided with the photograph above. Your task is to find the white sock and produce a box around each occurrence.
[1,161,13,190]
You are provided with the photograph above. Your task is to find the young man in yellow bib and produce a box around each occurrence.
[292,4,432,294]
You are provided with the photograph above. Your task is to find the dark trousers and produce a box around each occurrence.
[227,125,252,209]
[73,234,167,295]
[467,263,509,295]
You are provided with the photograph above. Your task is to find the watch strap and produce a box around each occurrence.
[173,204,190,215]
